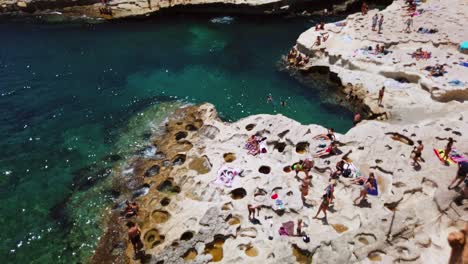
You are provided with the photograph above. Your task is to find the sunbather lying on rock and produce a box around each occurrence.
[417,27,438,34]
[313,128,335,141]
[424,64,446,77]
[314,141,338,158]
[412,48,431,60]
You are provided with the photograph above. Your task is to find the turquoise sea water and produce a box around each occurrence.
[0,15,352,263]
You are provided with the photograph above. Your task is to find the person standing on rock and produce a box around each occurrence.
[300,176,311,205]
[371,14,378,31]
[448,161,468,190]
[247,204,261,220]
[443,137,454,163]
[126,221,144,259]
[377,86,385,106]
[378,15,384,34]
[313,194,330,219]
[411,140,424,167]
[405,16,413,33]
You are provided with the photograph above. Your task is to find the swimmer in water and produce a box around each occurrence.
[267,94,273,103]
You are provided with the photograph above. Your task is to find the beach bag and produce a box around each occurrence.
[342,168,352,177]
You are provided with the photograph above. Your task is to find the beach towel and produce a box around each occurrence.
[335,21,347,27]
[279,221,295,236]
[214,166,241,187]
[434,148,455,164]
[274,199,285,210]
[448,148,468,163]
[460,41,468,50]
[367,178,379,196]
[448,80,465,87]
[433,148,468,165]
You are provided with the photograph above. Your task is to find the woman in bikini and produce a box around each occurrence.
[443,137,454,163]
[313,194,330,219]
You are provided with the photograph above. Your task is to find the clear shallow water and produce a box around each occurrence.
[0,15,352,263]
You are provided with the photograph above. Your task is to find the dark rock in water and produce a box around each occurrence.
[142,131,153,140]
[144,165,160,177]
[101,154,122,163]
[72,165,112,191]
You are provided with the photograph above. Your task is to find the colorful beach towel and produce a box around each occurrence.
[214,166,241,187]
[433,148,468,165]
[279,221,295,236]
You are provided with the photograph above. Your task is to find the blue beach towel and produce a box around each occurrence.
[460,41,468,50]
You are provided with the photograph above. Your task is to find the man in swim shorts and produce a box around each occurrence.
[127,221,144,259]
[412,140,424,167]
[448,161,468,190]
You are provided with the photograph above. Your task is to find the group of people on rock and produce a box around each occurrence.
[287,47,310,67]
[371,13,384,33]
[121,200,145,259]
[424,64,446,77]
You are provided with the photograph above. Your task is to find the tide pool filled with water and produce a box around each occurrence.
[0,14,352,263]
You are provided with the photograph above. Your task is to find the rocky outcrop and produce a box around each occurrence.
[0,0,391,19]
[92,100,467,263]
[293,0,468,120]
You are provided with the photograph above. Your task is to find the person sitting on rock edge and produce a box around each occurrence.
[313,127,335,141]
[353,112,361,126]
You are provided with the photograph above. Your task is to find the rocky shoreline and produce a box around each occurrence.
[0,0,392,20]
[79,0,467,263]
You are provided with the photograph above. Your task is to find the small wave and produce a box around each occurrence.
[137,145,157,158]
[210,16,234,24]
